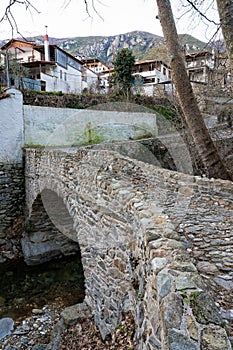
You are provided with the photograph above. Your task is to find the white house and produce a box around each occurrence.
[185,50,231,89]
[81,57,110,89]
[81,57,109,74]
[99,58,172,96]
[185,51,215,84]
[1,35,99,93]
[133,59,172,96]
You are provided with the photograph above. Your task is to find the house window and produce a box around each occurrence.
[163,67,166,75]
[56,49,67,68]
[157,78,160,83]
[64,72,67,81]
[60,70,63,79]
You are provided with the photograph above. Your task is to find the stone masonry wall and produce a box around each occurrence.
[0,163,25,237]
[25,147,232,349]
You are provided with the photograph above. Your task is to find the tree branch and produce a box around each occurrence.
[185,0,220,25]
[0,0,40,39]
[1,0,105,39]
[0,0,40,23]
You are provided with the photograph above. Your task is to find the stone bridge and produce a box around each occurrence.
[1,89,232,349]
[25,146,233,350]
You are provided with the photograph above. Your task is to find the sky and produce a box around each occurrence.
[0,0,220,42]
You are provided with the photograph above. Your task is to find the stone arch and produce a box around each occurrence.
[21,188,87,317]
[23,189,81,266]
[26,171,137,339]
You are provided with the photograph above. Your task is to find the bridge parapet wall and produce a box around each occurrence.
[25,148,232,348]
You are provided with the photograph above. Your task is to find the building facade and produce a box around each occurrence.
[133,59,171,96]
[1,36,99,93]
[185,50,231,89]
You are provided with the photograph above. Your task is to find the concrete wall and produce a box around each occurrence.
[24,105,158,147]
[0,89,25,235]
[0,89,23,163]
[25,147,232,349]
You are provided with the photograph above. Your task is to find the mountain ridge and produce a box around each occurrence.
[0,31,208,65]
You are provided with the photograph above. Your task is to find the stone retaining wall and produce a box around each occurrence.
[0,163,25,236]
[25,147,232,349]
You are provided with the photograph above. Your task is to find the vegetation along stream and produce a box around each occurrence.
[0,253,85,321]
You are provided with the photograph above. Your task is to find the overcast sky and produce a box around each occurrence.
[0,0,220,42]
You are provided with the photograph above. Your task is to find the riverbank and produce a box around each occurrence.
[0,301,136,349]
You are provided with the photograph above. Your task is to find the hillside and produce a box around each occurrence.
[0,31,208,65]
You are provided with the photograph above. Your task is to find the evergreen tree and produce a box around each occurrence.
[113,48,135,98]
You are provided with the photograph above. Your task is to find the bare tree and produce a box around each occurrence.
[156,0,232,180]
[216,0,233,92]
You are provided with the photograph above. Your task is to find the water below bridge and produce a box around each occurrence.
[0,253,85,321]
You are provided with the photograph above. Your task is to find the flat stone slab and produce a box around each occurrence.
[0,317,14,340]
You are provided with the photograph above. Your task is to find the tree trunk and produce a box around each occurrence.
[156,0,232,180]
[216,0,233,92]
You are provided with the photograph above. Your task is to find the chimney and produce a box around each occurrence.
[44,26,50,61]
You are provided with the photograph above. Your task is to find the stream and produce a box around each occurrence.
[0,253,85,321]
